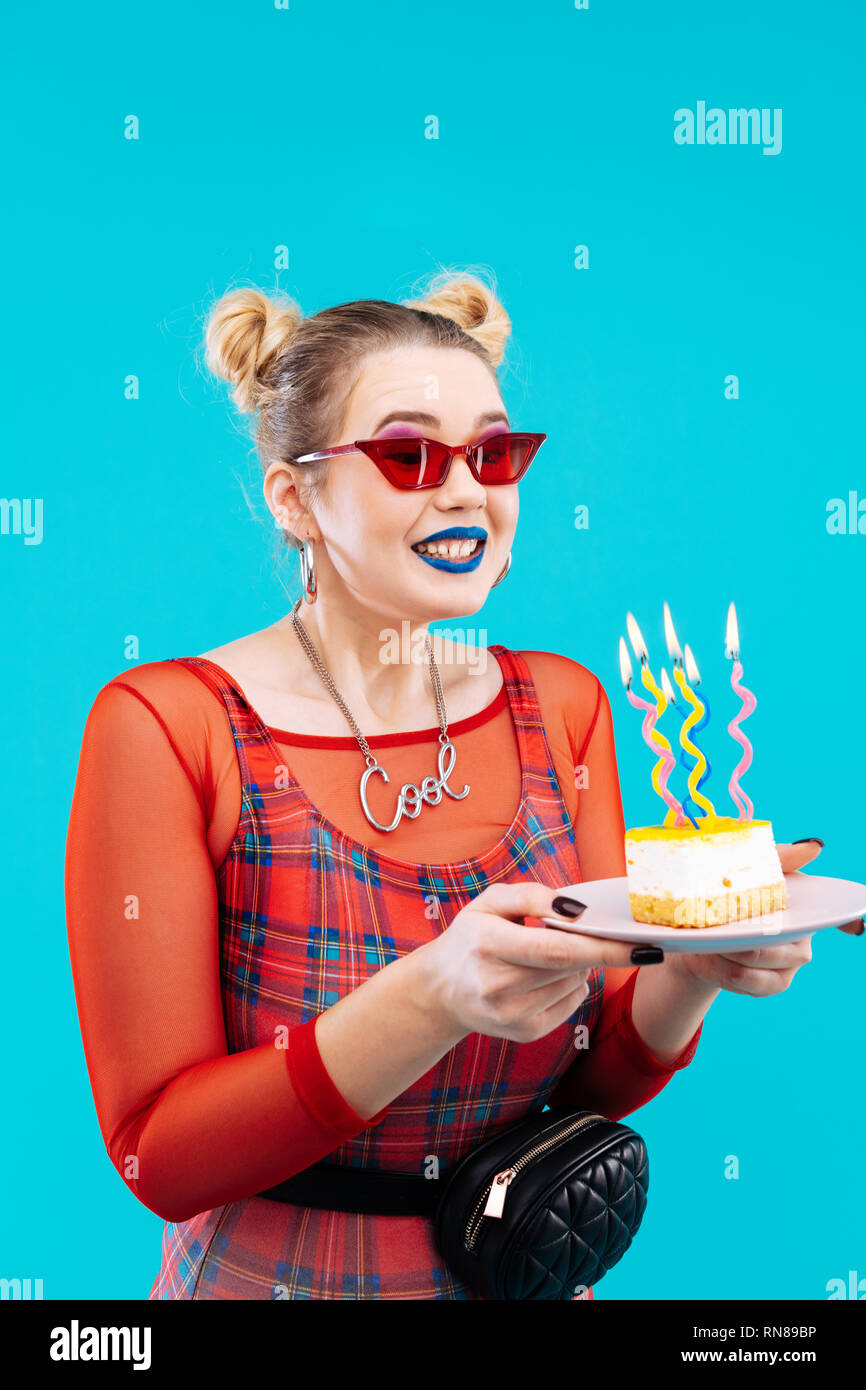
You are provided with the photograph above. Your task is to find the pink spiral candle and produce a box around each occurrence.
[620,632,688,826]
[727,658,756,820]
[725,602,756,821]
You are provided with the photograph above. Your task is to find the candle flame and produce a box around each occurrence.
[618,636,633,686]
[684,643,701,684]
[725,602,740,659]
[625,612,647,662]
[660,666,677,703]
[662,602,683,662]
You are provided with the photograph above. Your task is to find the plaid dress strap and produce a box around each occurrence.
[149,645,603,1300]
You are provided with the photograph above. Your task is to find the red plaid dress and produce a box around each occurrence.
[148,645,606,1300]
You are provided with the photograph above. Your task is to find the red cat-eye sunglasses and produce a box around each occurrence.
[294,432,547,491]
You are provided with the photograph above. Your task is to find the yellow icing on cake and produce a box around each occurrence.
[625,814,769,843]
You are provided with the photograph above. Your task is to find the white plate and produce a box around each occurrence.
[540,874,866,952]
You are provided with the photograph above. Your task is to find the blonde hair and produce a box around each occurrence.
[203,269,512,550]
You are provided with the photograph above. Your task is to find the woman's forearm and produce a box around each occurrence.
[314,949,719,1121]
[312,942,467,1120]
[629,961,720,1064]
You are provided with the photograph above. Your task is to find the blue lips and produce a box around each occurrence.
[412,526,487,574]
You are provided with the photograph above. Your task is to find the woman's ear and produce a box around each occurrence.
[264,461,319,543]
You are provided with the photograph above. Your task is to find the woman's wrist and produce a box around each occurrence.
[629,957,720,1066]
[311,944,467,1122]
[401,939,469,1050]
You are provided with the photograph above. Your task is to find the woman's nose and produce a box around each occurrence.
[437,452,487,497]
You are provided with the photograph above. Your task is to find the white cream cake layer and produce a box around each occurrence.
[625,819,784,897]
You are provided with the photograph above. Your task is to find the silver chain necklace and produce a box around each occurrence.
[287,597,470,833]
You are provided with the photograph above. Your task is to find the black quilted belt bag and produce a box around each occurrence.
[259,1105,650,1301]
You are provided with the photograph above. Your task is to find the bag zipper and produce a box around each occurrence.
[463,1113,606,1252]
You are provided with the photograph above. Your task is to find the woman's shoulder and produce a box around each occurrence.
[83,658,231,770]
[511,648,612,752]
[73,658,243,812]
[95,656,222,713]
[512,648,606,701]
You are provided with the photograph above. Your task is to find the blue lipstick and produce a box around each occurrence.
[411,526,488,574]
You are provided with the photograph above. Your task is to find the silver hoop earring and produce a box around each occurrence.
[491,550,512,588]
[299,537,318,604]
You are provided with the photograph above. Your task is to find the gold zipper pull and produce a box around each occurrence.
[481,1167,516,1219]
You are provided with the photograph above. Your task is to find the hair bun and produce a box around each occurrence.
[205,287,302,413]
[403,271,511,368]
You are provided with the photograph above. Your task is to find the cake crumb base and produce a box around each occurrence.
[629,880,788,929]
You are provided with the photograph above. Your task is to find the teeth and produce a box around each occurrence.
[414,537,481,559]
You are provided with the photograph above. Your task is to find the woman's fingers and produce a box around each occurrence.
[776,840,823,873]
[535,977,594,1034]
[528,970,592,1015]
[476,880,589,926]
[770,843,864,934]
[717,936,813,970]
[458,884,638,994]
[482,914,637,974]
[523,964,591,997]
[714,959,800,996]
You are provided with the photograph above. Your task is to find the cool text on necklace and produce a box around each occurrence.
[360,734,469,833]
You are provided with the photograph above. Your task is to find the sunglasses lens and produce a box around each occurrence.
[476,434,535,482]
[368,439,448,488]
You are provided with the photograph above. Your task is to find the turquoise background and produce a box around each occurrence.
[2,0,863,1300]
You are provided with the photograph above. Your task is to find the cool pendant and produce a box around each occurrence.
[360,735,470,832]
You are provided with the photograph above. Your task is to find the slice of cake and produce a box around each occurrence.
[625,814,787,928]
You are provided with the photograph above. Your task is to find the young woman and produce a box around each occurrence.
[64,272,848,1301]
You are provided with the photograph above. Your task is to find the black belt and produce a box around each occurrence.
[258,1162,443,1217]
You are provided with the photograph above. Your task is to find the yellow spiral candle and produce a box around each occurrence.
[672,664,717,817]
[663,603,717,818]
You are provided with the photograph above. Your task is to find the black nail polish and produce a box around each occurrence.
[631,945,665,964]
[792,837,825,848]
[551,896,587,918]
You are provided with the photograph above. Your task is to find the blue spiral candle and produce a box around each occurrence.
[660,667,701,827]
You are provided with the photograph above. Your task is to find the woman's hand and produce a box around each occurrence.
[666,933,815,995]
[777,838,864,935]
[415,881,640,1044]
[667,836,864,995]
